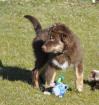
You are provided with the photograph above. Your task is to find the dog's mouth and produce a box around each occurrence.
[42,40,64,54]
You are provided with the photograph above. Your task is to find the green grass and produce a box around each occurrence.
[0,0,99,105]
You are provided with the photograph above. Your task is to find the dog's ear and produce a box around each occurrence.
[59,30,74,49]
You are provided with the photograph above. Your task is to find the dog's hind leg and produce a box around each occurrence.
[75,62,83,92]
[32,68,39,88]
[32,57,48,88]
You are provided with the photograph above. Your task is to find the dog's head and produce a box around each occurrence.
[42,23,74,54]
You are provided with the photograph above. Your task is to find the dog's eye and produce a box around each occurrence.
[50,36,54,40]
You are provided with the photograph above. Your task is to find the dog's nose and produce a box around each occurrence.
[42,45,47,51]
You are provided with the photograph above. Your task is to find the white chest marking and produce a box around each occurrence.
[52,59,69,70]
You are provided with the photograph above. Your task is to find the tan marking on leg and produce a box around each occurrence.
[45,71,56,88]
[75,63,83,92]
[45,65,56,88]
[32,70,39,88]
[50,71,56,84]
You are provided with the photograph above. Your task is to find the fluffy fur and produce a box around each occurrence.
[24,15,84,92]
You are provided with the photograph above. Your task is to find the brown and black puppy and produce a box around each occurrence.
[88,70,99,90]
[24,15,84,92]
[42,24,84,92]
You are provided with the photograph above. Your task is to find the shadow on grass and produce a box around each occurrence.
[0,60,32,85]
[1,60,98,90]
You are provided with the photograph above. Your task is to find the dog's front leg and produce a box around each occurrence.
[45,65,56,88]
[75,63,83,92]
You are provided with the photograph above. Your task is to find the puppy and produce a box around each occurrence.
[88,70,99,90]
[42,24,84,92]
[24,15,84,92]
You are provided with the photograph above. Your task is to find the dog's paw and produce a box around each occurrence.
[44,91,51,95]
[77,85,83,92]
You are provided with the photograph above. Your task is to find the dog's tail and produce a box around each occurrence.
[24,15,42,35]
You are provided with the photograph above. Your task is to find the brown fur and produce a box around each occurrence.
[24,15,84,92]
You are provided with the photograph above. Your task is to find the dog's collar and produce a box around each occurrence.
[52,49,67,56]
[53,51,65,56]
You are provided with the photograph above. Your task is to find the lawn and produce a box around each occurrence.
[0,0,99,105]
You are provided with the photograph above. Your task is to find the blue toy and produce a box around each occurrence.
[52,76,69,97]
[52,82,69,97]
[43,76,69,97]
